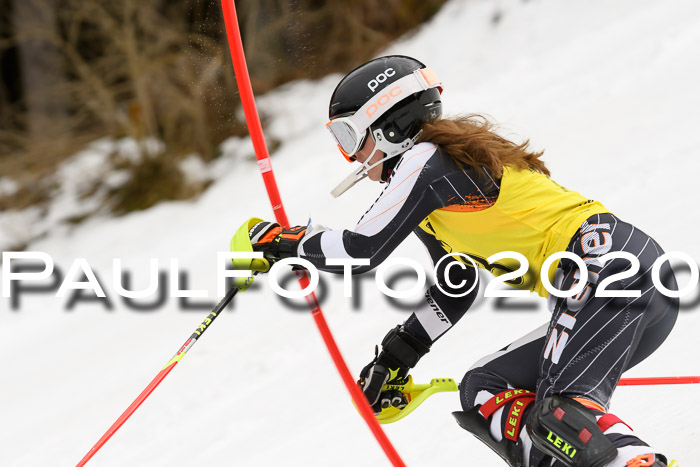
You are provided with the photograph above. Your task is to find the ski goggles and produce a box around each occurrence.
[326,67,442,162]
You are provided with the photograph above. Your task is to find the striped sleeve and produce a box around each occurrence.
[298,143,442,273]
[297,142,500,278]
[402,227,479,345]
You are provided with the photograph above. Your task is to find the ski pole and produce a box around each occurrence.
[76,284,241,466]
[219,1,406,466]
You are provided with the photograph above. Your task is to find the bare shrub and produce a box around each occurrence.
[0,0,447,217]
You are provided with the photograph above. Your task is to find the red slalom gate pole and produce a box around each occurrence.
[619,376,700,386]
[219,1,406,466]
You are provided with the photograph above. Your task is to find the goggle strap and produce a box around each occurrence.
[419,68,442,92]
[350,67,442,131]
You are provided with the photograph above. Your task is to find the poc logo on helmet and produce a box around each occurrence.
[365,86,402,118]
[367,68,396,92]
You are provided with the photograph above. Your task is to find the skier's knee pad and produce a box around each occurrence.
[526,396,617,467]
[459,367,510,411]
[459,367,485,411]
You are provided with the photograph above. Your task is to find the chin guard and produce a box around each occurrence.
[330,130,410,197]
[330,169,368,198]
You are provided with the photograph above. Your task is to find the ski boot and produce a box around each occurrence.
[528,396,674,467]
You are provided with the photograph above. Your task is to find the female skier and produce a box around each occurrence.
[244,56,679,467]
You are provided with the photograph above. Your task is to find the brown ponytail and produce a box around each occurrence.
[417,115,550,178]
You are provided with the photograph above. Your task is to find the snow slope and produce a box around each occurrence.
[1,0,699,465]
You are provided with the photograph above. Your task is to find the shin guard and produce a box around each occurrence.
[453,408,525,467]
[453,389,537,467]
[526,396,617,467]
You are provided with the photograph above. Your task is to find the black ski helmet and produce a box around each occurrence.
[328,55,443,179]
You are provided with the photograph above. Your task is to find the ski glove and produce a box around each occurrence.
[248,221,306,270]
[358,325,431,414]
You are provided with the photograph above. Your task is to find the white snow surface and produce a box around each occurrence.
[2,0,700,465]
[0,137,168,252]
